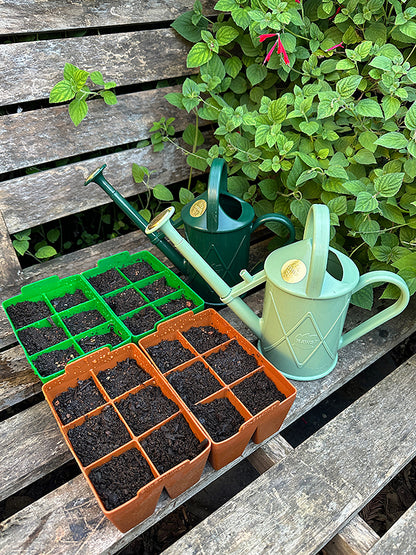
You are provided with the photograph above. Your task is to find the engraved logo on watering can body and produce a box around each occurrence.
[189,199,207,218]
[294,332,320,350]
[281,259,307,284]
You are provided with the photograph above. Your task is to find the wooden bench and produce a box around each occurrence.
[1,2,415,553]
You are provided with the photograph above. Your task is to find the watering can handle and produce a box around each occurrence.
[303,204,330,297]
[207,158,228,232]
[339,271,409,350]
[252,213,295,243]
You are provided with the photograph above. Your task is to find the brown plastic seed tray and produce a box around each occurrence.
[42,343,211,532]
[139,309,297,469]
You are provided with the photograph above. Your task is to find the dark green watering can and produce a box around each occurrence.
[84,159,295,305]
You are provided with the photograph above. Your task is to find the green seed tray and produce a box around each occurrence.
[3,251,204,384]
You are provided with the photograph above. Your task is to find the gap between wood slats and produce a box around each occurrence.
[0,0,217,35]
[0,29,196,105]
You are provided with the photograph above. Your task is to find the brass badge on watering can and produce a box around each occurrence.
[281,259,307,283]
[189,199,207,218]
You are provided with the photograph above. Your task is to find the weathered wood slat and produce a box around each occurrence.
[0,86,195,174]
[164,354,416,554]
[0,0,216,34]
[0,211,23,288]
[323,517,380,555]
[1,294,415,502]
[367,502,416,555]
[0,29,194,106]
[1,135,212,234]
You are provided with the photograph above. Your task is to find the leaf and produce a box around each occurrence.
[290,198,312,226]
[268,98,286,124]
[326,166,348,179]
[47,228,60,243]
[132,164,149,183]
[182,124,204,146]
[49,80,75,103]
[68,97,88,126]
[246,64,267,86]
[186,152,208,171]
[187,42,212,68]
[359,131,378,152]
[296,170,318,186]
[328,196,347,215]
[371,245,391,262]
[405,101,416,131]
[353,149,377,165]
[153,184,174,201]
[354,191,378,212]
[374,173,404,197]
[90,71,104,85]
[164,92,184,109]
[139,208,151,223]
[359,218,380,247]
[171,10,208,42]
[255,125,270,147]
[224,56,242,79]
[179,187,195,205]
[369,56,392,71]
[374,132,408,149]
[259,179,278,201]
[216,26,239,46]
[351,285,374,310]
[336,75,362,97]
[382,96,400,120]
[35,246,57,259]
[355,99,383,118]
[214,0,236,10]
[13,239,29,256]
[227,176,249,197]
[299,121,319,136]
[101,90,117,105]
[379,202,405,224]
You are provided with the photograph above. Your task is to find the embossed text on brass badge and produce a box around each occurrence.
[281,259,307,283]
[190,199,207,217]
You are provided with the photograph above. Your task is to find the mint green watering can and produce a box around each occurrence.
[146,204,410,381]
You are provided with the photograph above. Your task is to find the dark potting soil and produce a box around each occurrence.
[167,361,221,405]
[182,326,229,353]
[205,340,259,384]
[53,377,106,425]
[34,346,80,377]
[232,371,286,415]
[6,300,51,329]
[89,448,155,511]
[77,330,123,353]
[141,414,206,474]
[122,307,161,336]
[158,297,196,317]
[97,358,150,398]
[18,324,68,355]
[120,261,156,282]
[67,406,131,466]
[105,288,146,316]
[50,290,88,312]
[116,384,178,437]
[140,278,177,301]
[87,269,128,295]
[146,340,195,373]
[191,397,245,442]
[63,310,107,334]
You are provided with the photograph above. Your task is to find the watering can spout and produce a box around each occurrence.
[145,207,263,339]
[83,164,189,275]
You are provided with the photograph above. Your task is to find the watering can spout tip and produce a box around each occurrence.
[84,164,107,186]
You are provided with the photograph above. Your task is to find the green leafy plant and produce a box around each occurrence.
[49,63,117,126]
[152,0,416,307]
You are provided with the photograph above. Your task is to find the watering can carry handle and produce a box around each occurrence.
[303,204,330,297]
[339,271,410,350]
[207,158,228,232]
[252,213,295,243]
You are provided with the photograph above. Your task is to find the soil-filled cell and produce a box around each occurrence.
[122,307,161,336]
[167,361,222,405]
[87,269,128,295]
[97,358,150,399]
[182,326,229,353]
[146,340,194,373]
[232,371,286,415]
[205,340,259,384]
[89,448,155,511]
[120,261,156,282]
[51,290,88,312]
[67,406,131,466]
[63,310,107,334]
[191,397,245,442]
[105,288,146,316]
[141,414,207,474]
[78,330,123,353]
[53,377,106,425]
[18,324,68,355]
[140,278,177,301]
[116,385,178,437]
[34,346,80,378]
[6,300,51,329]
[157,297,196,317]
